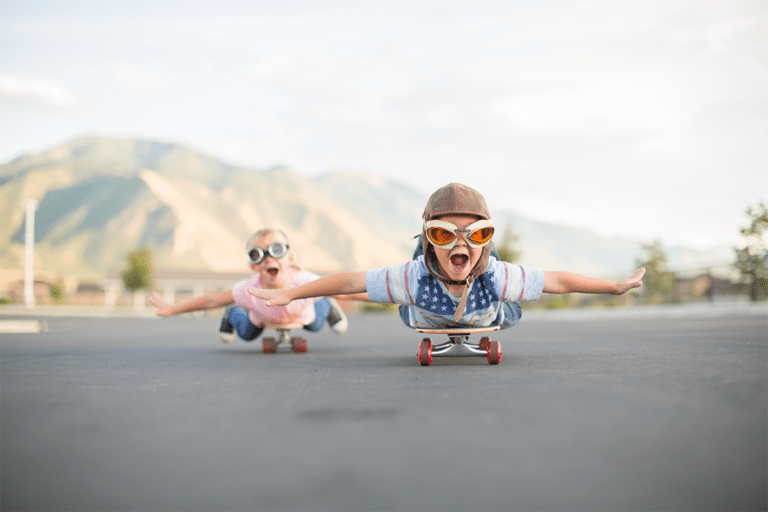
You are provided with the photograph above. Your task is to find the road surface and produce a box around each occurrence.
[1,307,766,511]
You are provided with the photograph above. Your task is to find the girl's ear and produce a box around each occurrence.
[287,250,302,271]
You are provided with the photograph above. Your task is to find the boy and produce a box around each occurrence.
[149,228,356,342]
[247,184,645,329]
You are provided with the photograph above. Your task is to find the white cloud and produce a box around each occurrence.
[0,74,76,106]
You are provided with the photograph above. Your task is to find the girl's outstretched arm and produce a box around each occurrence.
[543,268,645,295]
[149,289,234,317]
[249,271,368,306]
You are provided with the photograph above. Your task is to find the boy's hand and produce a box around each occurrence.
[148,291,174,317]
[614,268,646,295]
[248,287,292,306]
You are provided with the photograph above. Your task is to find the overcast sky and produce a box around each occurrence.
[2,0,766,249]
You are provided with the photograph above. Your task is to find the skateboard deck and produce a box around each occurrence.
[261,323,307,354]
[415,325,501,366]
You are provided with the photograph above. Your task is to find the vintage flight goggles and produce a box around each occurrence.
[248,242,289,264]
[424,219,495,250]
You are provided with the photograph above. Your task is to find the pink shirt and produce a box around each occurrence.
[231,271,318,327]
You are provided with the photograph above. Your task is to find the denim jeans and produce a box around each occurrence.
[398,301,521,329]
[228,297,332,341]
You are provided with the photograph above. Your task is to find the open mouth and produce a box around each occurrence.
[450,253,469,272]
[266,267,280,277]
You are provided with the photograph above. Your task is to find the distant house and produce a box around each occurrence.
[674,273,738,302]
[72,283,106,305]
[6,280,54,304]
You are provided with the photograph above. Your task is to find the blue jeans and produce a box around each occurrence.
[228,297,333,341]
[399,235,522,330]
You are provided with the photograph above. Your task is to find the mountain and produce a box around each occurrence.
[0,136,732,282]
[0,136,415,279]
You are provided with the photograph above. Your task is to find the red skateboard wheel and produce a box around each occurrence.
[262,338,277,353]
[291,337,307,353]
[487,340,501,365]
[418,338,432,366]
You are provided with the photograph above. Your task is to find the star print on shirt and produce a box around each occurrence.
[462,274,501,316]
[415,275,455,317]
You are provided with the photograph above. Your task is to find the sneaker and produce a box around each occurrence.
[326,297,348,334]
[218,306,236,343]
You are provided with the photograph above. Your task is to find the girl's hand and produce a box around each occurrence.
[248,287,293,307]
[148,291,174,317]
[614,268,646,295]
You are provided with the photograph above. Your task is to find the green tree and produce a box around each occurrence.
[733,202,768,301]
[122,248,153,291]
[49,277,65,304]
[635,239,675,304]
[496,222,521,263]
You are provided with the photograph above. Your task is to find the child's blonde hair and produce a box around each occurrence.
[246,228,289,249]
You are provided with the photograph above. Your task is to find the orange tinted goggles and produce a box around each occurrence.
[424,219,494,249]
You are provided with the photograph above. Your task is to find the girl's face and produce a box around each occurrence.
[248,232,295,289]
[430,215,484,284]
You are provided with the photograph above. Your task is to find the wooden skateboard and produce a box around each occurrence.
[415,325,502,366]
[261,323,307,354]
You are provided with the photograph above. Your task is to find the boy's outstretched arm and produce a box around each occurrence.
[332,292,370,302]
[248,271,367,306]
[542,268,645,295]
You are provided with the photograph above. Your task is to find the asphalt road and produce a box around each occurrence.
[1,308,766,511]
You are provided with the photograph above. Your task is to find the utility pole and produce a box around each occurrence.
[24,199,39,309]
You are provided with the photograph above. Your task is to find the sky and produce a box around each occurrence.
[1,0,766,249]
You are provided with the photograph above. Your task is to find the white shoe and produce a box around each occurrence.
[326,297,348,334]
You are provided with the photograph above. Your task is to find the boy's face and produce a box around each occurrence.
[430,214,485,283]
[248,232,295,289]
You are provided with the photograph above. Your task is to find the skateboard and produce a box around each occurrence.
[261,323,308,354]
[415,325,502,366]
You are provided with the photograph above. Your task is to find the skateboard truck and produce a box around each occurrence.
[432,334,489,357]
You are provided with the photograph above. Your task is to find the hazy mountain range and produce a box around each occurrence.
[0,136,732,282]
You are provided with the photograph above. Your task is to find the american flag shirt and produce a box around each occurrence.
[366,256,544,328]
